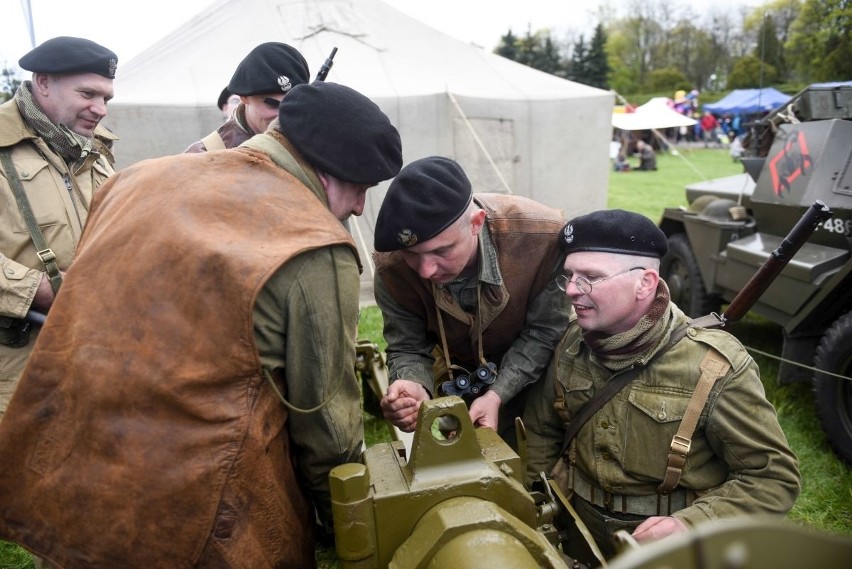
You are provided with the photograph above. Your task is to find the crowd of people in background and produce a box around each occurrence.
[611,87,754,173]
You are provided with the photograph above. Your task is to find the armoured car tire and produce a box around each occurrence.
[660,233,720,318]
[813,312,852,465]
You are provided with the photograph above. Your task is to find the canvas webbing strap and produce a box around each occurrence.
[0,149,63,294]
[201,131,226,151]
[657,347,730,494]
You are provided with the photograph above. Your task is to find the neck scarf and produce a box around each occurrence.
[582,280,672,371]
[15,81,95,165]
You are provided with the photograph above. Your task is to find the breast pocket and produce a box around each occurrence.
[622,386,692,480]
[3,159,67,235]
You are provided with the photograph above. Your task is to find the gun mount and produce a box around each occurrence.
[329,396,581,569]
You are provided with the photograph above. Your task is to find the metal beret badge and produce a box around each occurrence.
[563,223,574,245]
[397,229,418,247]
[277,75,292,92]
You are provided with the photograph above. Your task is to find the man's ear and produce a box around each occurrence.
[33,73,50,95]
[470,208,487,235]
[637,269,660,300]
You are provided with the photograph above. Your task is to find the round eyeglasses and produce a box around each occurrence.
[556,266,645,294]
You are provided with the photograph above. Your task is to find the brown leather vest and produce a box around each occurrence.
[374,193,564,368]
[0,148,356,568]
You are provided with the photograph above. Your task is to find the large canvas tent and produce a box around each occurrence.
[104,0,613,277]
[703,88,791,115]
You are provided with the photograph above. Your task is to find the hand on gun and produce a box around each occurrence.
[381,380,430,432]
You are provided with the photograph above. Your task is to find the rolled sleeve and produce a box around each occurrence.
[0,253,41,318]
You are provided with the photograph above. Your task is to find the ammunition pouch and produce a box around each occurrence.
[0,316,31,348]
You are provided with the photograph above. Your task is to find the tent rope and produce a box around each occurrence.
[446,91,513,194]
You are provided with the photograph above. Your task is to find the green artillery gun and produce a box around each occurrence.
[329,395,852,569]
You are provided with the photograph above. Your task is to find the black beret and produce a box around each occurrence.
[560,209,668,258]
[374,156,473,252]
[278,82,402,185]
[19,36,117,79]
[227,42,310,96]
[217,87,232,110]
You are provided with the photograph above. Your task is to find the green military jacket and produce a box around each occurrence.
[524,303,801,527]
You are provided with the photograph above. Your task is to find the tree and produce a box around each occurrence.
[495,29,519,62]
[786,0,852,82]
[493,27,568,77]
[567,35,588,83]
[1,67,21,103]
[648,67,691,92]
[754,14,786,80]
[584,23,611,89]
[728,55,779,88]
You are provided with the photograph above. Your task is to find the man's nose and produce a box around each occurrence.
[417,259,437,280]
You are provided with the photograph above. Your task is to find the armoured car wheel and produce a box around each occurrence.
[814,312,852,465]
[660,233,720,318]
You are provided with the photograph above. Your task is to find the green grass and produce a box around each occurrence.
[608,145,743,221]
[3,147,849,569]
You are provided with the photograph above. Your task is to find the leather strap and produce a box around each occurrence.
[0,149,63,294]
[657,347,730,494]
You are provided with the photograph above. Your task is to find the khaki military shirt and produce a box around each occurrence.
[0,97,116,415]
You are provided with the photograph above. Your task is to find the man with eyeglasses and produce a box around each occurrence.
[523,209,800,566]
[186,42,310,152]
[374,156,571,448]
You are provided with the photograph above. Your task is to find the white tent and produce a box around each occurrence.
[104,0,613,277]
[612,97,696,131]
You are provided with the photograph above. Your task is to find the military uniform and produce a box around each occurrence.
[524,302,801,561]
[0,92,116,418]
[0,131,363,569]
[0,81,402,568]
[185,42,309,153]
[184,107,254,152]
[375,193,571,441]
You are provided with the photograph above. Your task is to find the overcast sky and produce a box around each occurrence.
[1,0,764,75]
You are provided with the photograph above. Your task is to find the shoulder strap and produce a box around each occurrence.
[0,149,63,293]
[558,323,689,456]
[201,131,226,151]
[657,347,731,494]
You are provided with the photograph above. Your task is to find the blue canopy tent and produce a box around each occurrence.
[704,87,791,115]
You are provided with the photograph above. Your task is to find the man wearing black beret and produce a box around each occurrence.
[374,156,571,447]
[186,42,310,152]
[0,36,118,421]
[523,209,800,565]
[0,82,403,568]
